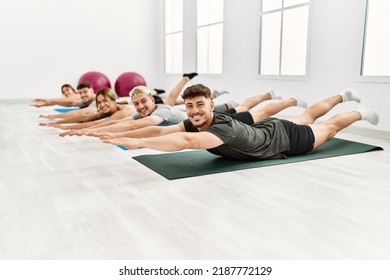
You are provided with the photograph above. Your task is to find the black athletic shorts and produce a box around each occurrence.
[230,111,254,125]
[224,108,237,114]
[279,119,315,156]
[153,95,164,104]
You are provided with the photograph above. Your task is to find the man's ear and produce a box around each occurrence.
[149,95,156,106]
[210,99,214,111]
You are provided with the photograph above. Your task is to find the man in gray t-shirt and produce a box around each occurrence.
[183,113,290,159]
[103,84,379,159]
[133,104,186,125]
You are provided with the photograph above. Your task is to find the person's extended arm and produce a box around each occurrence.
[59,114,166,136]
[86,115,165,133]
[78,114,134,130]
[32,97,83,107]
[53,118,104,130]
[79,105,136,130]
[53,108,132,130]
[39,107,95,120]
[100,123,184,139]
[49,111,101,125]
[103,131,224,151]
[61,121,183,138]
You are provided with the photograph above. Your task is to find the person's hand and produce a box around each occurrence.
[31,99,48,107]
[51,123,67,129]
[59,130,72,137]
[31,102,44,108]
[59,129,87,137]
[39,122,55,127]
[86,131,115,139]
[102,137,139,150]
[39,114,55,119]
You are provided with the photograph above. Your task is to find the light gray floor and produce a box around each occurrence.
[1,101,389,260]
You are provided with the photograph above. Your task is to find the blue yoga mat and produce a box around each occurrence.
[54,107,79,113]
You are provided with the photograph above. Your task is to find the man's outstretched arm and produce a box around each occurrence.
[103,131,223,151]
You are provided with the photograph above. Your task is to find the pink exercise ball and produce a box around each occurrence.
[78,71,111,93]
[114,72,147,97]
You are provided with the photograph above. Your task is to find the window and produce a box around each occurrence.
[165,0,183,74]
[361,0,390,79]
[259,0,310,77]
[197,0,224,74]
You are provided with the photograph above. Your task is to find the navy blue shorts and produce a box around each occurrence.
[279,119,315,156]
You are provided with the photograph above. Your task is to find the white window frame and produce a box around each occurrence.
[359,0,390,83]
[259,0,312,80]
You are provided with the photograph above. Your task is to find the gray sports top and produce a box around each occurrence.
[133,104,187,124]
[183,112,290,160]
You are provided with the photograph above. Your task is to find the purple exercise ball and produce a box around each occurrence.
[78,71,111,93]
[114,72,147,97]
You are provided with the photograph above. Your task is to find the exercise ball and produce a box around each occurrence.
[78,71,111,93]
[114,72,147,97]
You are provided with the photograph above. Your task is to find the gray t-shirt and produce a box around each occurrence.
[133,104,187,124]
[183,112,290,160]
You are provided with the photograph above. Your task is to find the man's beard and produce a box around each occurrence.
[191,118,206,128]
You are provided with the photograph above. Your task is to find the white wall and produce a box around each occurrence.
[157,0,390,133]
[0,0,159,99]
[1,0,389,132]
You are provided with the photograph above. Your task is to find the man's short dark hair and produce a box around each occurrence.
[77,82,92,90]
[61,84,76,93]
[181,84,211,100]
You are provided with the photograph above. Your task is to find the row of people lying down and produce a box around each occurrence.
[32,72,199,111]
[36,81,308,136]
[35,82,379,160]
[54,87,306,137]
[35,72,303,132]
[35,73,230,124]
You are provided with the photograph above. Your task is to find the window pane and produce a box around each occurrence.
[165,34,173,72]
[260,12,282,75]
[208,23,223,74]
[165,33,183,73]
[197,0,224,74]
[208,0,224,24]
[172,32,183,73]
[262,0,282,12]
[197,0,209,26]
[165,0,183,74]
[197,0,223,26]
[197,27,209,73]
[362,0,390,76]
[284,0,309,7]
[281,6,309,75]
[165,0,173,33]
[165,0,183,33]
[172,0,183,32]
